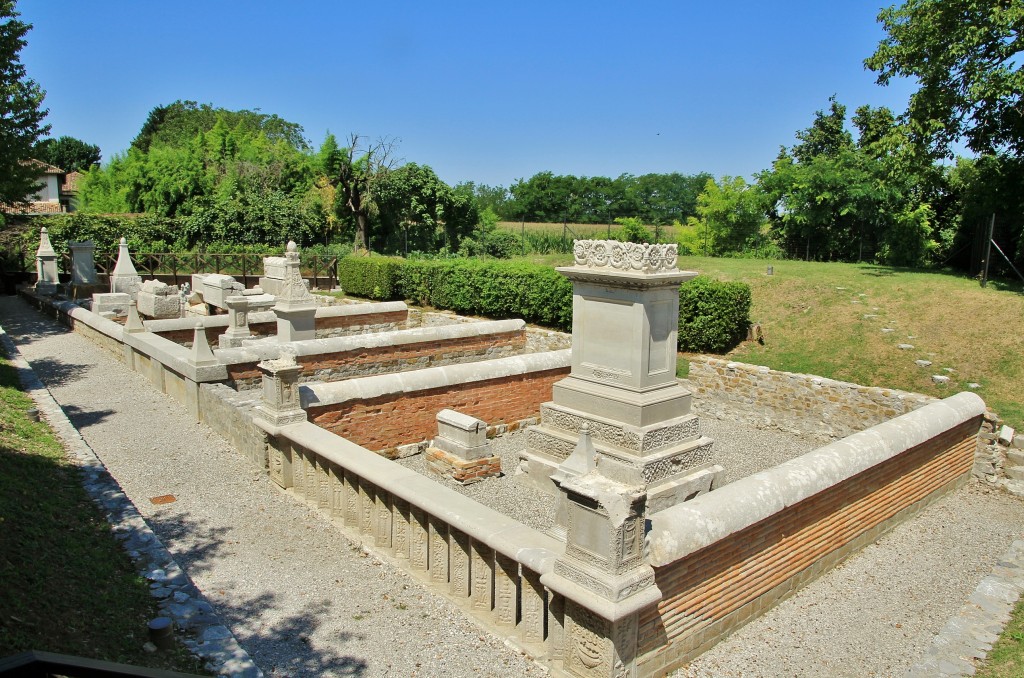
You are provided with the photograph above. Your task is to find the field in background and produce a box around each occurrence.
[519,252,1024,429]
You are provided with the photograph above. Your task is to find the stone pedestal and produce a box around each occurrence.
[272,242,317,343]
[219,295,252,348]
[110,237,142,297]
[518,240,721,511]
[252,351,307,429]
[259,256,287,296]
[34,227,59,296]
[69,240,98,284]
[425,409,501,484]
[541,468,660,678]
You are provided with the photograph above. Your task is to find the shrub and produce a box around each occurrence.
[678,276,752,352]
[482,230,525,258]
[337,254,404,299]
[339,255,751,350]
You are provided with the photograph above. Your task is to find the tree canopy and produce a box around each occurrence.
[0,0,48,205]
[33,135,100,172]
[867,0,1024,157]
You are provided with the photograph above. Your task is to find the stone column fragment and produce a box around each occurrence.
[34,227,59,296]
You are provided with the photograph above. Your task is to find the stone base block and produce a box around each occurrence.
[647,464,724,513]
[425,447,501,485]
[137,291,181,319]
[92,292,131,317]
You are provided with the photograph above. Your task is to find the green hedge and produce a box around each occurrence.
[337,255,750,352]
[678,276,752,352]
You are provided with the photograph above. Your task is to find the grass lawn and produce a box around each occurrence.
[978,597,1024,676]
[519,252,1024,429]
[0,355,205,673]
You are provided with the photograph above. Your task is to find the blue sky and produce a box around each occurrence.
[19,1,918,187]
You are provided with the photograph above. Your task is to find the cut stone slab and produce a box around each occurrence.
[999,426,1016,446]
[1014,435,1024,450]
[92,292,131,318]
[863,314,879,320]
[1003,466,1024,482]
[898,344,914,350]
[881,328,895,333]
[968,383,981,390]
[932,374,951,385]
[915,360,932,367]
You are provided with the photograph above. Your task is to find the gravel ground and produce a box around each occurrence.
[0,296,546,678]
[5,293,1024,678]
[396,417,819,533]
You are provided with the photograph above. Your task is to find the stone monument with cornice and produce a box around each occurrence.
[518,239,721,515]
[271,241,317,343]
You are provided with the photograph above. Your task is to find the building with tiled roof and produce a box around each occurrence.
[1,159,75,215]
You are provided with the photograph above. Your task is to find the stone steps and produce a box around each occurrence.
[1003,465,1024,482]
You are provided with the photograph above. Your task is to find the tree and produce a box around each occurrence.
[331,134,398,250]
[33,135,101,172]
[867,0,1024,157]
[690,177,768,255]
[0,0,49,205]
[131,100,308,153]
[375,163,477,253]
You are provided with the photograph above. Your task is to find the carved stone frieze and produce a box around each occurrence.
[541,404,700,453]
[641,442,714,484]
[572,239,679,273]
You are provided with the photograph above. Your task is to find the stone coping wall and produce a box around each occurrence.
[636,392,985,677]
[218,319,528,390]
[253,418,565,660]
[304,351,571,452]
[684,356,936,441]
[147,301,409,346]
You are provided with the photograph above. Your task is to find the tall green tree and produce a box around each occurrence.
[867,0,1024,157]
[690,177,768,255]
[375,163,477,253]
[33,135,100,172]
[0,0,48,205]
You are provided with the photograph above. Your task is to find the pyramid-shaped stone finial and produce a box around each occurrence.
[34,227,59,295]
[125,300,146,333]
[190,322,217,366]
[111,237,142,296]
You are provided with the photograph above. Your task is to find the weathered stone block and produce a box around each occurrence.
[92,292,131,317]
[425,447,501,485]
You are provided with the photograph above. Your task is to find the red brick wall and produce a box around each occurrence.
[226,330,526,387]
[153,309,408,345]
[307,367,569,450]
[636,416,980,676]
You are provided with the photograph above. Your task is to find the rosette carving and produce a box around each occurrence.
[572,239,678,273]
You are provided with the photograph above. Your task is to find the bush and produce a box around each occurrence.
[337,254,405,299]
[678,276,751,352]
[482,230,525,258]
[340,255,751,350]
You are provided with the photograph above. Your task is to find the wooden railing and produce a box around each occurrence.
[52,252,341,290]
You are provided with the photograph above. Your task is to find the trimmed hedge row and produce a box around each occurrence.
[338,255,751,353]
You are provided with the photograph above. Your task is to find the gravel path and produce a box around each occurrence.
[5,293,1024,678]
[0,296,545,678]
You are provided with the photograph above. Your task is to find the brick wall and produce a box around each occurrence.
[225,330,527,389]
[635,416,980,676]
[307,367,568,451]
[153,309,408,346]
[685,357,936,440]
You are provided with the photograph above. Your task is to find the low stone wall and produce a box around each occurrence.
[304,351,571,452]
[684,356,936,440]
[218,319,528,389]
[147,301,409,346]
[637,392,985,676]
[197,383,269,470]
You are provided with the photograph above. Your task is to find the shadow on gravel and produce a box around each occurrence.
[218,593,367,677]
[0,297,72,342]
[145,510,233,577]
[60,404,115,429]
[24,357,92,388]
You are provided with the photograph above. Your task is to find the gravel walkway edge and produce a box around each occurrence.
[0,324,263,678]
[906,538,1024,677]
